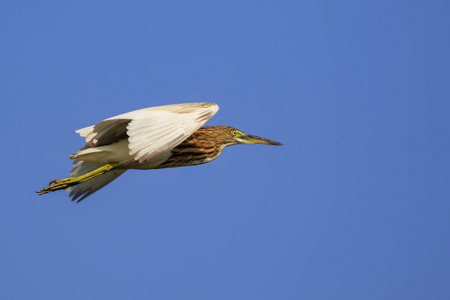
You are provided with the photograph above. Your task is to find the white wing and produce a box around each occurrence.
[76,119,130,147]
[75,102,219,163]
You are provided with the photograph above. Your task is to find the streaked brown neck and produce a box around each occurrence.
[156,126,232,169]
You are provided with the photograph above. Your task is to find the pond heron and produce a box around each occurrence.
[37,103,282,202]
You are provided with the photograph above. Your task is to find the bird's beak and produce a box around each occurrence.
[238,134,283,146]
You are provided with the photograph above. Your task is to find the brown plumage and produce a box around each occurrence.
[157,126,239,169]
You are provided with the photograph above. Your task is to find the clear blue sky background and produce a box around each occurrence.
[1,1,449,299]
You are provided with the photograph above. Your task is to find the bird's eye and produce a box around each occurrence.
[232,130,238,136]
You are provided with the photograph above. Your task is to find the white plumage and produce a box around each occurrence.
[75,102,219,164]
[67,102,219,201]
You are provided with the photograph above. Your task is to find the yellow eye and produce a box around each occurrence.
[232,130,238,136]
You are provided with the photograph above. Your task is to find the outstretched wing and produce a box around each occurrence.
[75,102,219,163]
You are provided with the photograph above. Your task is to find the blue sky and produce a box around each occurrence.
[1,1,449,299]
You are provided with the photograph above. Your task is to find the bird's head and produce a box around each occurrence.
[217,126,283,147]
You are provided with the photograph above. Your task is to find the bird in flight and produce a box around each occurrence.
[37,103,283,202]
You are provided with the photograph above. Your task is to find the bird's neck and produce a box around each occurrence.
[156,127,228,169]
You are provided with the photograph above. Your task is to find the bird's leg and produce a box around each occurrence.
[37,163,120,195]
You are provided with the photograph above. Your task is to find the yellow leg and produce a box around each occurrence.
[37,163,120,195]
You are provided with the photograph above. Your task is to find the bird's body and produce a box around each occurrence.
[70,126,236,170]
[38,103,282,202]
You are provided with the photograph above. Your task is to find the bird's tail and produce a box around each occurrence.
[67,160,126,202]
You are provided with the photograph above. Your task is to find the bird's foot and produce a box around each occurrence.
[36,163,119,196]
[37,177,77,195]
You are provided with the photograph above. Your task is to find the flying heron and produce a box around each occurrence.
[37,102,283,202]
